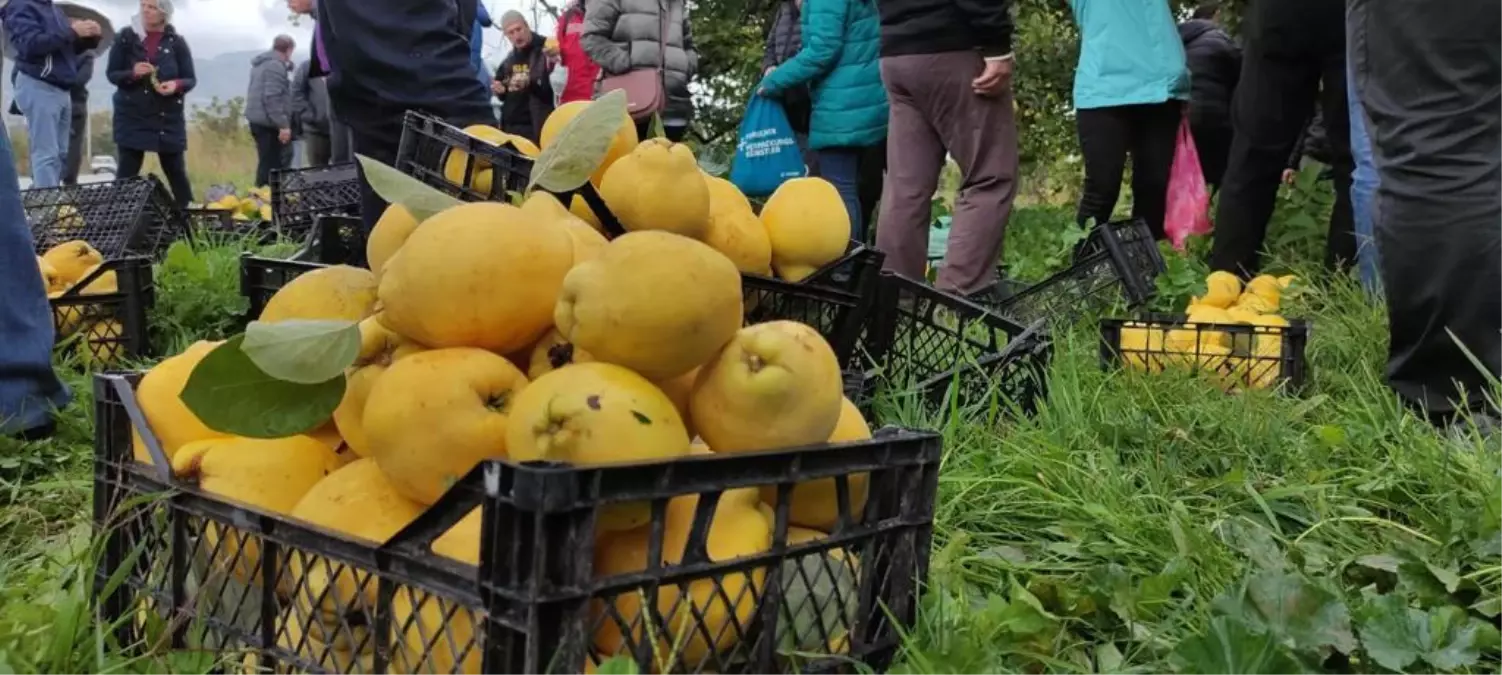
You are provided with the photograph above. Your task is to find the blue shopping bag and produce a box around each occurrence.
[729,94,806,197]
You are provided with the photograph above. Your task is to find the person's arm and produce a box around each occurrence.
[759,0,844,94]
[291,60,311,123]
[954,0,1013,59]
[4,4,74,60]
[581,0,632,75]
[104,32,135,86]
[172,36,196,93]
[264,63,292,129]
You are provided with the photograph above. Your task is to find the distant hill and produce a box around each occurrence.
[4,47,310,119]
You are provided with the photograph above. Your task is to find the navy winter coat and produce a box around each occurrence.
[107,25,196,153]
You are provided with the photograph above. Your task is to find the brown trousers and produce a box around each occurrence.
[875,51,1019,295]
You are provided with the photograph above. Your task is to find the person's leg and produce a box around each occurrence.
[1354,0,1500,421]
[1209,48,1320,276]
[329,114,354,164]
[813,147,863,241]
[158,152,194,209]
[250,125,273,187]
[1127,100,1183,240]
[1074,107,1131,229]
[923,52,1019,294]
[1318,54,1357,272]
[15,74,70,189]
[63,104,86,185]
[856,139,886,241]
[307,132,332,168]
[1344,59,1381,295]
[874,54,946,282]
[1192,123,1232,193]
[0,125,69,437]
[116,147,145,179]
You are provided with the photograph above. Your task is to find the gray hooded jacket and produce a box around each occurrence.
[581,0,697,121]
[244,50,292,129]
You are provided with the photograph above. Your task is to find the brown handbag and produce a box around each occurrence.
[599,4,668,120]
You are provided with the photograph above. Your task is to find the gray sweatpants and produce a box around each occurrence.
[875,51,1018,295]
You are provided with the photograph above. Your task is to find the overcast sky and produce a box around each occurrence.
[80,0,550,62]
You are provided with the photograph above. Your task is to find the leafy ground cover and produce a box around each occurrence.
[0,187,1495,673]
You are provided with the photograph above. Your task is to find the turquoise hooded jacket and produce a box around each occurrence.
[757,0,888,149]
[1069,0,1191,110]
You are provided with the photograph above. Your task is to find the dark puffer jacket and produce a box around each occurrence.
[1178,19,1239,130]
[581,0,699,122]
[107,25,197,153]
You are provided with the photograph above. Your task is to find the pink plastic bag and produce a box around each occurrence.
[1164,114,1211,250]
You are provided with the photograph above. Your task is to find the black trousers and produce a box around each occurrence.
[1075,101,1181,239]
[63,102,85,185]
[1191,123,1232,192]
[117,147,193,209]
[1210,35,1354,276]
[1350,0,1501,420]
[856,139,886,243]
[635,119,688,143]
[250,124,288,187]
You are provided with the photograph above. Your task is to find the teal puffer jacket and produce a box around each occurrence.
[758,0,887,149]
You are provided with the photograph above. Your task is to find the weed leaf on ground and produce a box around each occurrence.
[1356,593,1497,671]
[180,335,345,438]
[242,319,360,384]
[1172,616,1306,674]
[1213,570,1357,655]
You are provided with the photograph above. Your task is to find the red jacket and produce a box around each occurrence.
[556,6,600,104]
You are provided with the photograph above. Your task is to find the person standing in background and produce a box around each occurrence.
[1068,0,1189,241]
[2,0,100,188]
[761,0,817,175]
[582,0,699,142]
[554,0,599,105]
[292,59,335,167]
[285,0,351,164]
[1348,0,1499,430]
[871,0,1016,295]
[756,0,887,242]
[62,53,92,185]
[310,0,496,232]
[1178,2,1239,192]
[244,35,295,187]
[0,21,70,441]
[1343,48,1380,296]
[490,11,553,143]
[107,0,195,208]
[1209,0,1353,277]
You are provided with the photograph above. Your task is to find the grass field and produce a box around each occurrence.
[0,167,1496,673]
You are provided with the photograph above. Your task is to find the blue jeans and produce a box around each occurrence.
[13,73,71,189]
[1347,61,1382,296]
[0,126,69,434]
[815,147,865,241]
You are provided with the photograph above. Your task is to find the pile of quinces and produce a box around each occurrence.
[131,106,871,672]
[1118,271,1298,390]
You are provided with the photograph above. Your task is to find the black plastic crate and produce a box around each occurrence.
[394,111,623,236]
[971,219,1165,327]
[93,372,940,673]
[26,176,187,259]
[1099,314,1311,391]
[270,163,363,243]
[242,254,873,368]
[50,257,154,365]
[302,215,368,268]
[858,272,1052,417]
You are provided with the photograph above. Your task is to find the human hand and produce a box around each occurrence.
[544,37,560,56]
[133,62,156,78]
[72,20,101,38]
[1281,169,1297,185]
[155,79,178,95]
[509,73,529,90]
[278,128,292,144]
[972,57,1013,97]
